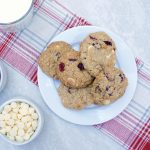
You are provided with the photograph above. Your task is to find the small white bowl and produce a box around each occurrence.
[0,97,44,145]
[0,61,7,92]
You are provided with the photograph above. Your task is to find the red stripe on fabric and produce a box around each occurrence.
[139,70,150,81]
[129,118,150,150]
[101,119,136,142]
[138,71,150,82]
[124,110,140,122]
[142,142,150,150]
[68,17,79,28]
[39,5,67,25]
[4,50,34,75]
[135,57,140,64]
[54,0,74,15]
[65,15,76,30]
[65,16,91,30]
[29,68,38,85]
[34,0,39,5]
[33,0,41,9]
[14,38,40,58]
[0,33,15,56]
[120,112,139,126]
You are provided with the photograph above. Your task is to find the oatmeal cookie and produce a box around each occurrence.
[80,32,116,76]
[91,67,128,105]
[38,41,72,79]
[58,84,94,109]
[56,51,93,88]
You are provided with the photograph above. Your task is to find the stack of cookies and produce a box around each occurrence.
[38,32,128,110]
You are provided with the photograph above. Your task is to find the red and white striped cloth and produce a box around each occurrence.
[0,0,149,149]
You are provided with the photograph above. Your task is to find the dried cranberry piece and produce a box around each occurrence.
[69,58,77,61]
[77,63,84,70]
[59,62,65,72]
[105,73,114,81]
[109,93,113,96]
[106,86,110,91]
[95,86,102,92]
[68,87,72,94]
[89,35,97,40]
[119,74,125,82]
[104,41,112,46]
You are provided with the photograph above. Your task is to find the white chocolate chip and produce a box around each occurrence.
[11,113,17,120]
[22,104,29,110]
[26,122,31,128]
[28,108,35,114]
[102,100,110,105]
[21,116,28,123]
[10,102,17,109]
[31,113,38,120]
[19,108,28,116]
[7,119,15,127]
[28,116,33,122]
[16,136,24,142]
[17,122,24,129]
[0,114,4,121]
[27,127,33,133]
[4,114,11,121]
[8,135,15,141]
[2,111,7,115]
[28,131,34,137]
[5,126,11,132]
[23,125,28,132]
[0,129,6,135]
[4,105,11,113]
[20,103,25,108]
[9,128,17,137]
[24,133,30,140]
[0,121,6,127]
[18,129,25,137]
[12,126,18,132]
[13,108,19,113]
[17,114,22,120]
[32,121,38,130]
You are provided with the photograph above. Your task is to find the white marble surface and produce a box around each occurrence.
[0,0,150,149]
[60,0,150,65]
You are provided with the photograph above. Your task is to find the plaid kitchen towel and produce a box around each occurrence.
[0,0,149,149]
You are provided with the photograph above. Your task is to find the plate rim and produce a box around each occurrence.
[38,25,137,125]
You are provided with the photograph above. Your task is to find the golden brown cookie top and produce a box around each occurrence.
[38,41,72,79]
[80,32,116,76]
[58,84,94,109]
[91,67,128,105]
[56,51,93,88]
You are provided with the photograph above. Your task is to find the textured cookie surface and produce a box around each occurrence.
[80,32,116,76]
[38,41,72,79]
[58,84,94,109]
[91,67,128,105]
[56,51,93,88]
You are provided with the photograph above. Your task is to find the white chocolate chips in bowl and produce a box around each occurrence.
[0,98,44,145]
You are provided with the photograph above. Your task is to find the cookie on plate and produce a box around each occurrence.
[38,41,72,79]
[58,84,94,109]
[80,32,116,76]
[91,67,128,105]
[56,51,93,88]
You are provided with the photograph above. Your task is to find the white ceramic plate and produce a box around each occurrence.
[38,26,137,125]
